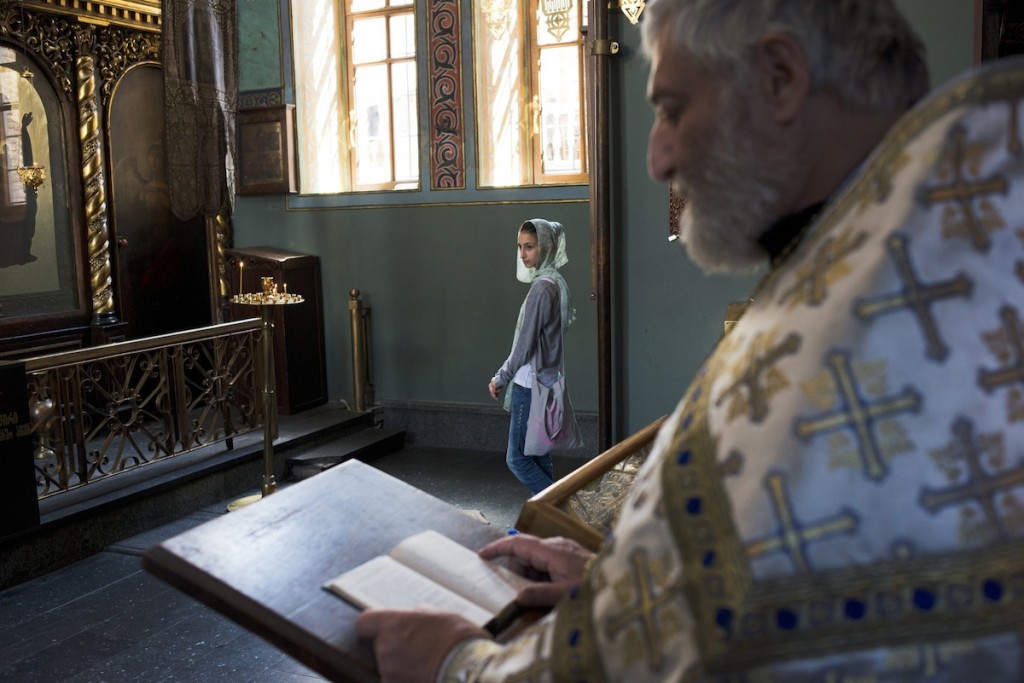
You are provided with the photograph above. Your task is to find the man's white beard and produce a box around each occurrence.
[674,94,799,274]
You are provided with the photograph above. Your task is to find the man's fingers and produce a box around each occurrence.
[480,534,591,580]
[356,609,394,638]
[479,534,545,564]
[517,583,574,608]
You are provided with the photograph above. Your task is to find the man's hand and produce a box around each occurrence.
[488,380,501,401]
[479,534,594,607]
[357,609,490,683]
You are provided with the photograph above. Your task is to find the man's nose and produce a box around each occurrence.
[647,124,673,183]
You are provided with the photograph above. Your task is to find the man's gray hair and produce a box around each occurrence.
[641,0,930,111]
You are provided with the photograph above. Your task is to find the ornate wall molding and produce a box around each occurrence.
[427,0,465,190]
[239,88,284,110]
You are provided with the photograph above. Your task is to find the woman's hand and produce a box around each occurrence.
[479,534,594,607]
[357,608,490,683]
[488,380,501,401]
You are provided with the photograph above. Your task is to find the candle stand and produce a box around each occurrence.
[226,274,304,511]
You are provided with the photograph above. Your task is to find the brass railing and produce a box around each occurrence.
[25,320,263,499]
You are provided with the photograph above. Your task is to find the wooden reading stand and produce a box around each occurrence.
[515,306,743,550]
[142,460,506,683]
[514,416,667,551]
[143,418,670,680]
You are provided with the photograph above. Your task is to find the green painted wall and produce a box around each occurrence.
[234,199,597,412]
[897,0,976,87]
[233,1,976,439]
[606,1,976,435]
[238,0,284,91]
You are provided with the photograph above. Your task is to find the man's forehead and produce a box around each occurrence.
[647,45,711,98]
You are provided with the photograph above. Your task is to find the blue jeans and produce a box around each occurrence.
[507,383,554,495]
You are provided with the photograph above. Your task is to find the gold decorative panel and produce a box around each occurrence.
[24,0,161,31]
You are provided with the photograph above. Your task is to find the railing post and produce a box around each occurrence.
[0,360,40,535]
[348,289,374,412]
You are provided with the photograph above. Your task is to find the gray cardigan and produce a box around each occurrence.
[492,278,564,390]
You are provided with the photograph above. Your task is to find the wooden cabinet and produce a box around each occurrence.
[226,247,327,414]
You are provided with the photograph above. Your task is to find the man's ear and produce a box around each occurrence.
[753,32,811,125]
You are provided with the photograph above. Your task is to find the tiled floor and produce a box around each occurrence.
[0,445,577,682]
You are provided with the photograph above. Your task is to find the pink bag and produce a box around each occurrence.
[524,373,582,455]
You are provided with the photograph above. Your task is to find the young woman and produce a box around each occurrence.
[488,219,576,495]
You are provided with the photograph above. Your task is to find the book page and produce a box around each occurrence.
[387,530,532,614]
[323,555,495,627]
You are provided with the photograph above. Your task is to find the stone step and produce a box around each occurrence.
[276,406,378,453]
[286,428,406,480]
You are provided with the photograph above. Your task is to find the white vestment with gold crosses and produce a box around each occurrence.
[441,56,1024,683]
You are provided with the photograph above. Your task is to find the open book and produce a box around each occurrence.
[323,529,533,630]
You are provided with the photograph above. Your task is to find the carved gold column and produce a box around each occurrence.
[208,213,232,323]
[76,48,116,322]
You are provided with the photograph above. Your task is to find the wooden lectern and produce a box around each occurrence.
[142,461,506,682]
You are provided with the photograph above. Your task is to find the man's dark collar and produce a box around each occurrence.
[757,201,826,267]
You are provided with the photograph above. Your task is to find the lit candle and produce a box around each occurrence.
[238,259,244,296]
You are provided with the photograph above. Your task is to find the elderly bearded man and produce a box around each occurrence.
[358,1,1024,681]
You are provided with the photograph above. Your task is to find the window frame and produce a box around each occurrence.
[529,1,588,185]
[342,0,420,192]
[472,0,588,189]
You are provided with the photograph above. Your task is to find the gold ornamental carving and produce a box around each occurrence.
[0,3,77,95]
[16,164,47,192]
[216,214,231,297]
[22,0,161,32]
[212,213,232,322]
[96,25,161,101]
[1,4,162,103]
[77,54,115,318]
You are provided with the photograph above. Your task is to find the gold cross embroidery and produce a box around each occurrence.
[796,351,921,481]
[978,305,1024,423]
[498,626,552,683]
[744,471,859,573]
[854,234,972,361]
[921,418,1022,543]
[920,126,1008,252]
[719,450,744,477]
[715,330,801,423]
[781,230,868,308]
[605,549,680,672]
[846,151,913,217]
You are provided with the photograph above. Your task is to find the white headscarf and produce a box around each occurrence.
[515,218,576,331]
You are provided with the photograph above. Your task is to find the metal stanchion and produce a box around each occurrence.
[348,289,374,412]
